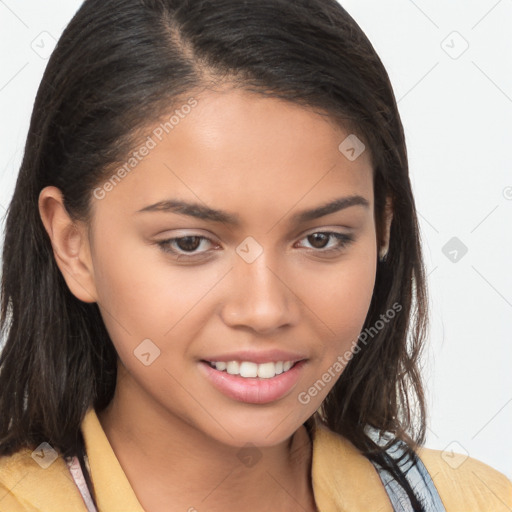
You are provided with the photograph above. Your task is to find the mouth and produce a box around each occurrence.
[198,359,308,404]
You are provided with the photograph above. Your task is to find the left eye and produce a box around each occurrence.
[156,231,354,259]
[296,231,354,253]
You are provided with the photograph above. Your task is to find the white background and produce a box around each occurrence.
[0,0,511,480]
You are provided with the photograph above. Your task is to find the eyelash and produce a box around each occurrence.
[156,231,355,260]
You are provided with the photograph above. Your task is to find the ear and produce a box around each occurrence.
[379,196,393,261]
[38,186,98,303]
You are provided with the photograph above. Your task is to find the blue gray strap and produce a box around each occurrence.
[366,428,446,512]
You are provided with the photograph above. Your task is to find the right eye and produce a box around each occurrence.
[157,235,218,259]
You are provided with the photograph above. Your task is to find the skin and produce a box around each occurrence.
[39,86,392,512]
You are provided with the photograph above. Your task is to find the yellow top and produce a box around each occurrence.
[0,407,511,511]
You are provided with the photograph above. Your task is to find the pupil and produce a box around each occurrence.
[309,233,328,249]
[178,236,201,252]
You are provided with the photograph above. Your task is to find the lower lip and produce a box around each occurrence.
[198,360,307,404]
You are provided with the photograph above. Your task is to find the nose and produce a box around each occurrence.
[219,249,299,334]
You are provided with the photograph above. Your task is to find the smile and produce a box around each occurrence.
[198,360,307,404]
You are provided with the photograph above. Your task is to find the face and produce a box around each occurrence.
[58,87,383,447]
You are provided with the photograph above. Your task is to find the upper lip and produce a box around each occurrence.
[201,349,308,365]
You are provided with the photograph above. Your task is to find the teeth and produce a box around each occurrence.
[226,361,239,375]
[210,360,297,379]
[215,361,227,371]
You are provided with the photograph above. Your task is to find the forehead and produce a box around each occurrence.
[92,87,374,225]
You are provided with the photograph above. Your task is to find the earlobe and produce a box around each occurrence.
[379,196,393,261]
[38,186,98,303]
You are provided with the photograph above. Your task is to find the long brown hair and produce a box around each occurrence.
[0,0,428,508]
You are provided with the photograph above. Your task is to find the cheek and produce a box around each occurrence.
[305,244,377,363]
[294,252,376,409]
[89,227,172,346]
[90,227,223,356]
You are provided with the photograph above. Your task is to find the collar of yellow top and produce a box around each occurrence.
[81,407,393,512]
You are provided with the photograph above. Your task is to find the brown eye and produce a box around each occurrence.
[173,236,202,252]
[307,233,330,249]
[157,235,215,257]
[296,231,354,254]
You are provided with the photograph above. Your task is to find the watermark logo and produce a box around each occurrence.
[31,31,57,59]
[134,338,161,366]
[441,31,469,60]
[236,236,264,264]
[236,443,262,467]
[338,134,366,161]
[441,441,469,469]
[442,236,468,263]
[31,442,58,469]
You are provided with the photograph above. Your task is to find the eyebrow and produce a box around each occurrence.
[136,195,370,226]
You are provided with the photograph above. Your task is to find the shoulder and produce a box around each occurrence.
[311,422,395,510]
[312,422,512,512]
[416,445,512,512]
[0,446,87,512]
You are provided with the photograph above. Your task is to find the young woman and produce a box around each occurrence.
[0,1,511,511]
